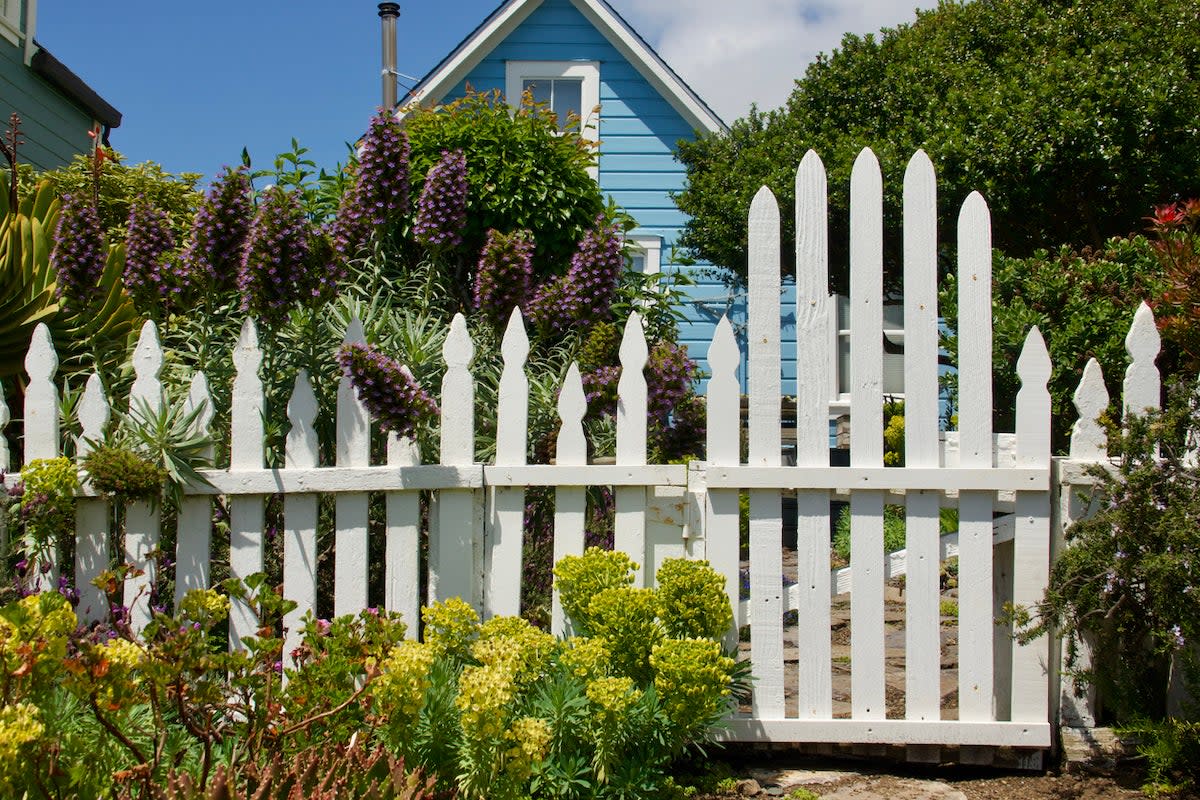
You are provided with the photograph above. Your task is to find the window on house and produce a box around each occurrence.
[832,294,905,401]
[627,235,661,276]
[521,78,583,132]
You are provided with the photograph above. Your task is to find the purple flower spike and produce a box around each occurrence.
[238,186,313,323]
[125,195,189,315]
[52,193,107,311]
[182,166,252,293]
[528,215,624,333]
[413,149,468,248]
[474,228,534,323]
[332,110,411,258]
[337,342,438,438]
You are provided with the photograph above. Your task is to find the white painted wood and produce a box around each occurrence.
[488,308,529,617]
[1013,328,1052,726]
[124,321,163,634]
[719,719,1051,747]
[484,465,688,487]
[24,323,59,588]
[386,431,421,636]
[75,372,110,622]
[229,318,265,652]
[1124,302,1161,418]
[904,149,942,727]
[704,466,1046,491]
[747,184,784,718]
[283,371,319,667]
[175,373,214,608]
[1070,359,1109,461]
[434,313,480,609]
[705,316,742,647]
[552,363,588,635]
[795,150,833,719]
[335,319,370,617]
[167,465,486,495]
[850,148,885,721]
[615,313,649,581]
[956,191,995,724]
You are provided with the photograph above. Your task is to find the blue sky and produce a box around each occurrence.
[35,0,921,187]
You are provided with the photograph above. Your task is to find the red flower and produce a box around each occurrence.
[1150,203,1185,228]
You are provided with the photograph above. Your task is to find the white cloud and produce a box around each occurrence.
[614,0,926,124]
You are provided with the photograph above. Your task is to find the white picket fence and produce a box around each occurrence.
[7,146,1172,757]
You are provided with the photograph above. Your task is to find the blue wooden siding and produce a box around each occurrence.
[439,0,802,394]
[0,39,95,172]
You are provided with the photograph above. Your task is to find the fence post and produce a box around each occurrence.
[75,372,110,622]
[487,308,529,618]
[24,323,59,589]
[335,319,370,617]
[176,373,214,607]
[283,370,319,667]
[125,321,164,634]
[229,319,265,651]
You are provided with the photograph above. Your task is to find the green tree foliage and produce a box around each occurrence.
[941,236,1170,453]
[674,0,1200,290]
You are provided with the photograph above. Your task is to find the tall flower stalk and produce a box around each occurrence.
[331,111,410,258]
[51,193,106,313]
[336,342,438,439]
[238,187,313,325]
[528,216,624,334]
[124,196,186,318]
[473,228,534,323]
[182,166,252,294]
[413,149,468,249]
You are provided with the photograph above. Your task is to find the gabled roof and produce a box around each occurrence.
[404,0,728,135]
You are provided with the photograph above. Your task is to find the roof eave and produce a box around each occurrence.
[30,44,122,129]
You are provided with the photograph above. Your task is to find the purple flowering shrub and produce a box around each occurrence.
[413,149,468,249]
[182,166,252,294]
[331,111,410,257]
[527,216,625,334]
[51,193,107,311]
[473,228,534,323]
[124,196,192,316]
[336,342,439,439]
[238,186,321,324]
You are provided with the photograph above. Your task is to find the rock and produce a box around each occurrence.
[820,777,966,800]
[736,778,762,796]
[764,785,784,797]
[751,769,855,786]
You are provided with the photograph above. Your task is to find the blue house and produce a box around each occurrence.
[403,0,744,385]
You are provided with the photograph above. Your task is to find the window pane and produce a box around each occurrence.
[552,79,583,126]
[523,79,551,108]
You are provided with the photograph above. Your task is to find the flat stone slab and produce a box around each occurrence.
[819,776,968,800]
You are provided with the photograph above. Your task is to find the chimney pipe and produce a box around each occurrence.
[379,3,400,109]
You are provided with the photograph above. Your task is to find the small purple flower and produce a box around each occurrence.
[473,228,534,323]
[52,193,107,311]
[413,149,468,248]
[337,342,439,438]
[238,186,315,323]
[528,216,624,333]
[124,195,185,315]
[182,166,252,293]
[332,110,410,257]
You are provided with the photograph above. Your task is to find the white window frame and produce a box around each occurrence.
[0,0,22,46]
[627,234,661,276]
[505,60,600,179]
[828,293,906,414]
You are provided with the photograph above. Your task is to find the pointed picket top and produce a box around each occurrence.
[707,316,741,467]
[26,323,57,382]
[337,319,370,468]
[750,184,779,225]
[76,373,110,457]
[343,316,366,346]
[851,148,882,201]
[497,308,530,466]
[556,362,587,465]
[1016,326,1052,388]
[708,315,740,379]
[186,372,214,431]
[286,370,319,468]
[794,149,829,318]
[617,312,648,465]
[501,307,529,365]
[443,312,474,368]
[903,148,939,464]
[1016,327,1052,465]
[1124,302,1161,418]
[618,312,648,371]
[1070,358,1109,461]
[233,318,262,376]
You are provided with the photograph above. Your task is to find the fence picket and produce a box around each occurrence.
[488,308,529,617]
[176,372,214,607]
[125,322,164,633]
[229,319,265,651]
[24,323,59,587]
[552,363,588,635]
[848,148,886,721]
[794,150,833,719]
[1124,302,1160,418]
[432,314,480,609]
[335,319,370,616]
[1013,329,1051,742]
[386,429,421,636]
[75,372,110,622]
[748,184,784,717]
[616,312,649,581]
[902,150,942,738]
[284,371,319,666]
[1070,359,1109,460]
[705,317,741,647]
[956,192,995,729]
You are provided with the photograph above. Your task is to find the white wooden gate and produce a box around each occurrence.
[4,147,1065,755]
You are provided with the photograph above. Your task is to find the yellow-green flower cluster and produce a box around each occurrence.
[422,597,480,660]
[0,703,43,790]
[375,640,435,727]
[656,558,733,640]
[559,636,610,682]
[477,616,557,686]
[649,638,735,733]
[20,457,78,499]
[178,588,230,625]
[1,592,76,691]
[456,662,517,740]
[586,675,640,718]
[553,547,637,634]
[587,586,661,680]
[85,638,146,711]
[504,716,551,783]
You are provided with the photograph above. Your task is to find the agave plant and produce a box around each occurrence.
[0,173,138,382]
